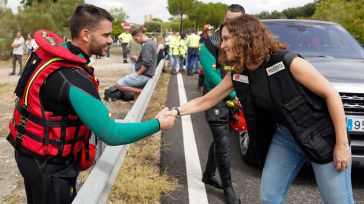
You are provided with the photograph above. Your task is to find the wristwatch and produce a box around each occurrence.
[172,107,181,117]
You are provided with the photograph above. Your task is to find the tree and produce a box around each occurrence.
[0,6,17,59]
[256,2,316,19]
[283,3,315,19]
[49,0,84,37]
[313,0,364,43]
[167,0,195,32]
[152,18,163,23]
[205,2,227,28]
[109,7,128,22]
[109,7,128,39]
[0,0,7,7]
[144,21,162,33]
[187,1,209,30]
[20,0,57,7]
[17,3,58,36]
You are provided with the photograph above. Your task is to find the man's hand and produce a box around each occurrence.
[133,72,140,77]
[156,107,176,130]
[131,55,138,60]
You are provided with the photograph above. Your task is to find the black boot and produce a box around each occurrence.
[224,186,240,204]
[202,174,223,189]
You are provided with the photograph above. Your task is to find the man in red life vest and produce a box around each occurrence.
[7,4,175,204]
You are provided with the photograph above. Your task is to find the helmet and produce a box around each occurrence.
[122,22,131,31]
[230,110,247,132]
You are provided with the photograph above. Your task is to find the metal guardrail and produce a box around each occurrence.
[72,59,164,204]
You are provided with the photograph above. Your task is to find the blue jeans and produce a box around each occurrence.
[117,73,150,87]
[260,125,354,204]
[130,60,136,73]
[179,56,185,71]
[171,55,178,71]
[187,53,198,73]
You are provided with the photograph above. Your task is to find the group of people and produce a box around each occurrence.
[7,3,354,204]
[167,26,213,76]
[9,31,37,76]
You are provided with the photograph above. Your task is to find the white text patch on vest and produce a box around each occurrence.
[233,74,249,84]
[266,61,285,76]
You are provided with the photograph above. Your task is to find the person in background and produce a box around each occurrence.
[178,33,187,74]
[105,44,111,59]
[186,29,200,75]
[156,35,165,68]
[199,4,245,204]
[169,31,180,75]
[116,26,157,99]
[25,33,37,55]
[163,33,170,60]
[128,38,143,72]
[10,31,25,76]
[118,23,132,63]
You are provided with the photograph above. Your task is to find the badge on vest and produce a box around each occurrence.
[266,61,285,76]
[233,74,249,84]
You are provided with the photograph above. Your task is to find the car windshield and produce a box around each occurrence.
[263,21,364,59]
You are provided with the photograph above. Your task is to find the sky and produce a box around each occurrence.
[7,0,315,24]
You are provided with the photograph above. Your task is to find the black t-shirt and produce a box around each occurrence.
[248,52,297,124]
[40,43,100,115]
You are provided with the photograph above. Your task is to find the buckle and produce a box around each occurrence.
[54,140,64,148]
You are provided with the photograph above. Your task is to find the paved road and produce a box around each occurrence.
[161,73,364,204]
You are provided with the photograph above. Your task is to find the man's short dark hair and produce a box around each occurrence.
[227,4,245,14]
[131,26,147,36]
[70,4,114,39]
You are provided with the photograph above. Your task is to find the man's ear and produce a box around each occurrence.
[79,28,91,42]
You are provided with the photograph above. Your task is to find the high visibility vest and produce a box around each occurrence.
[188,34,200,48]
[118,32,132,44]
[8,30,98,157]
[179,39,186,56]
[169,36,180,55]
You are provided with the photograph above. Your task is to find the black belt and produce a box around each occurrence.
[15,143,75,165]
[15,102,82,127]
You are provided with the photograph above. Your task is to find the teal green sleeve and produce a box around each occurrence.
[200,44,236,99]
[69,86,160,146]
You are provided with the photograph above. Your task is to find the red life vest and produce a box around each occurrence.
[8,30,99,158]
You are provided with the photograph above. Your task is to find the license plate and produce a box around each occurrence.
[347,117,364,132]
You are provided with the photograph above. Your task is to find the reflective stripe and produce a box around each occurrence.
[24,57,63,106]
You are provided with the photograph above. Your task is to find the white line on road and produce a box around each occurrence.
[176,73,209,204]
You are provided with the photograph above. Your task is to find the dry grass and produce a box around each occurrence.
[108,72,180,204]
[2,180,26,204]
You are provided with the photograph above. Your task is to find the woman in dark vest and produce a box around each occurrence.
[167,14,353,203]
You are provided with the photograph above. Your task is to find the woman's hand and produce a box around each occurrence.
[155,107,176,130]
[333,140,351,172]
[165,109,178,117]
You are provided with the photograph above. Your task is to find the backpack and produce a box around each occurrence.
[104,86,134,102]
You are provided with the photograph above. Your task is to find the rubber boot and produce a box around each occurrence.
[202,143,223,189]
[224,186,241,204]
[202,174,223,189]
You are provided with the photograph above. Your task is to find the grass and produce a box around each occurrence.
[2,180,26,204]
[108,72,180,203]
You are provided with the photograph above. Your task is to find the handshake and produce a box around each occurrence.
[155,107,180,130]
